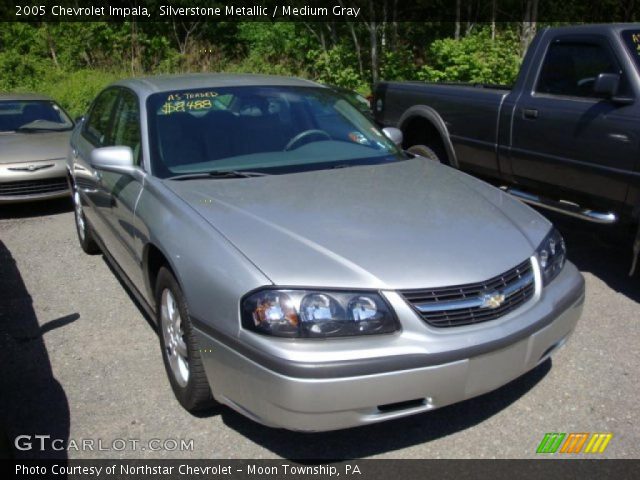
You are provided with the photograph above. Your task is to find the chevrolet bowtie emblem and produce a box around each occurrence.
[480,292,506,309]
[8,163,53,172]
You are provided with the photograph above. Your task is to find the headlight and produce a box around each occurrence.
[536,228,566,286]
[241,289,399,338]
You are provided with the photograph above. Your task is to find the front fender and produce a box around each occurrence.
[136,179,272,338]
[398,105,459,169]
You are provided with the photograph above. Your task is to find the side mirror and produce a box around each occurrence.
[74,115,85,124]
[593,73,620,98]
[90,146,135,173]
[382,127,403,147]
[593,73,635,105]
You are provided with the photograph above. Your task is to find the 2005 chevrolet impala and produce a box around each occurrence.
[67,74,585,431]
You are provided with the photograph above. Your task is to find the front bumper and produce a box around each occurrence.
[0,158,70,203]
[195,260,585,432]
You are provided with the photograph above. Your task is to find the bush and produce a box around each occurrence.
[380,47,417,81]
[417,29,522,86]
[0,51,49,91]
[307,45,368,92]
[221,52,301,77]
[27,69,124,118]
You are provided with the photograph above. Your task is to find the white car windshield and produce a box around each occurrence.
[0,100,73,132]
[146,86,404,178]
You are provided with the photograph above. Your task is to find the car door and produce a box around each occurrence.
[509,35,637,209]
[72,88,120,244]
[99,88,146,288]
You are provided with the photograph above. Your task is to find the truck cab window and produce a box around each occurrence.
[537,42,620,98]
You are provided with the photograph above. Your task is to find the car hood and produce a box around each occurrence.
[165,158,551,289]
[0,131,71,165]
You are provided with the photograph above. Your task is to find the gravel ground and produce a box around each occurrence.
[1,198,638,460]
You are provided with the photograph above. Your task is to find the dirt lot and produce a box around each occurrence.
[1,198,638,459]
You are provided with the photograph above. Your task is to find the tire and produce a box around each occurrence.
[155,267,217,412]
[407,144,442,163]
[71,185,100,255]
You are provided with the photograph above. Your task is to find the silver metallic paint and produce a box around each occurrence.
[68,74,585,431]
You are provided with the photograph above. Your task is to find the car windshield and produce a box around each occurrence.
[0,100,73,133]
[330,86,372,117]
[622,30,640,73]
[146,86,404,178]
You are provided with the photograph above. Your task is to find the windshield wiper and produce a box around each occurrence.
[16,126,70,133]
[167,170,270,180]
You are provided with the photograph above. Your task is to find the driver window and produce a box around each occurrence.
[84,89,119,146]
[536,42,620,98]
[112,90,142,166]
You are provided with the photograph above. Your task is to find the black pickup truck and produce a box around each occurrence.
[374,24,640,272]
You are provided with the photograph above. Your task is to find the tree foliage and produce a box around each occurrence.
[418,29,522,85]
[1,1,637,117]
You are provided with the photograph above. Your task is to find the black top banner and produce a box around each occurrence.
[2,0,640,22]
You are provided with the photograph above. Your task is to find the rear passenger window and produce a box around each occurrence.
[84,89,119,146]
[536,42,620,98]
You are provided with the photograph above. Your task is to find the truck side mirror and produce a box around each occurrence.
[594,73,635,105]
[593,73,620,98]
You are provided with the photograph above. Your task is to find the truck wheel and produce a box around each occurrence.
[408,144,442,163]
[72,187,100,255]
[156,267,217,412]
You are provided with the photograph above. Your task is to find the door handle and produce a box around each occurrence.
[523,108,538,119]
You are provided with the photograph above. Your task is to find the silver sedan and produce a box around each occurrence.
[67,74,585,432]
[0,93,73,203]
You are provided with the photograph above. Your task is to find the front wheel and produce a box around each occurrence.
[407,144,442,163]
[156,267,217,412]
[72,186,100,255]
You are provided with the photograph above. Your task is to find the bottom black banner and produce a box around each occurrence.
[3,459,639,480]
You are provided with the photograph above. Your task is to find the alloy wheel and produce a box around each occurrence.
[160,288,190,387]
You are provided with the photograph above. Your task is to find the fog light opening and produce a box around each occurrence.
[377,397,431,413]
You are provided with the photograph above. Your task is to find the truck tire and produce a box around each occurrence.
[407,144,442,163]
[155,266,218,412]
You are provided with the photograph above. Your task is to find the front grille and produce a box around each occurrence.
[0,177,68,197]
[401,259,535,328]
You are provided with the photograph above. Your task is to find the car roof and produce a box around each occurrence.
[0,93,54,102]
[113,73,324,98]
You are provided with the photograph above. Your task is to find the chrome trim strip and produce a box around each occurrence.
[501,271,535,297]
[8,163,54,172]
[415,296,484,313]
[503,187,618,224]
[414,271,534,313]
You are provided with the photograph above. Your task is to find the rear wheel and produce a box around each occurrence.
[156,267,217,412]
[72,186,100,255]
[407,144,442,163]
